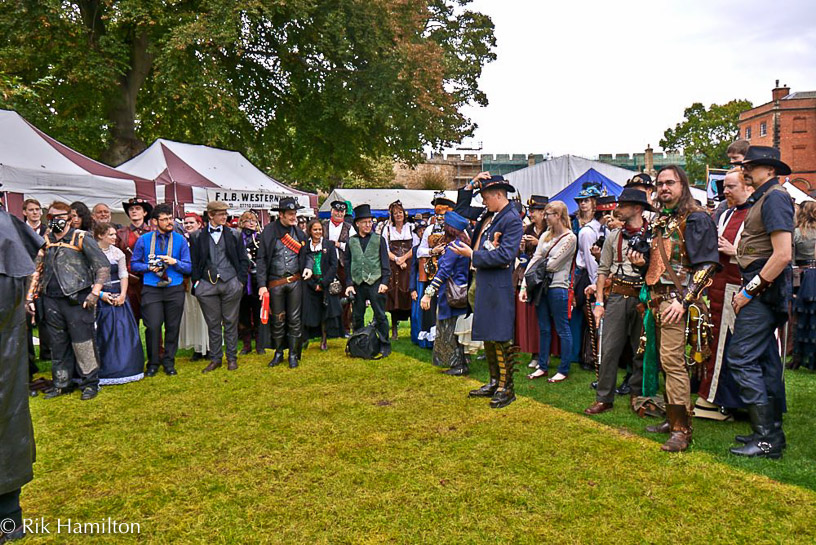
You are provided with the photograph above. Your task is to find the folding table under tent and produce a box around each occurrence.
[0,109,155,216]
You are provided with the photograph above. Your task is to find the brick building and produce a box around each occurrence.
[739,82,816,192]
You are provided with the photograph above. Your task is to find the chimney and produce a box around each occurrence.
[527,153,536,167]
[645,144,654,176]
[772,80,790,101]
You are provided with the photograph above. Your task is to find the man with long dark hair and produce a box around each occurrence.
[632,165,719,452]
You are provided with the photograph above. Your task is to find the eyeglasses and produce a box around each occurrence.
[655,180,679,188]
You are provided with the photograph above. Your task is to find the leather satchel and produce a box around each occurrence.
[446,277,468,309]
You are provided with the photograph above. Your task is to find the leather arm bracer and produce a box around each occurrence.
[681,263,719,308]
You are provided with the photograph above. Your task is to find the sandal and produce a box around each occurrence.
[548,373,568,383]
[527,369,548,380]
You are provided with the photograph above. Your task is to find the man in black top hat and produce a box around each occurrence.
[343,204,392,357]
[584,188,652,415]
[257,197,309,368]
[728,146,794,459]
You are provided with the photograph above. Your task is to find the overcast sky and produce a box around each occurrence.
[444,0,816,158]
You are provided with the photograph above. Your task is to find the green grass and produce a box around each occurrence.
[24,325,816,543]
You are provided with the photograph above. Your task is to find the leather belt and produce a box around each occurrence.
[267,273,302,289]
[649,284,681,308]
[610,282,642,298]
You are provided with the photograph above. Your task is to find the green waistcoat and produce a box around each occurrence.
[349,233,382,285]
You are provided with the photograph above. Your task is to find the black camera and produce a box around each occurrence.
[627,233,651,255]
[593,236,606,250]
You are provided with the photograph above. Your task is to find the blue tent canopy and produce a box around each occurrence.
[550,168,624,214]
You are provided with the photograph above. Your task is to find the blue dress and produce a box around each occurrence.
[97,254,145,385]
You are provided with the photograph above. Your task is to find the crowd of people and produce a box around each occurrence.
[2,140,815,540]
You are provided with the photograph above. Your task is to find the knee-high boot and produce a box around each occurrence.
[490,342,518,409]
[730,403,783,459]
[734,394,786,449]
[469,342,499,398]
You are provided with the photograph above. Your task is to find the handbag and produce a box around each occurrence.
[524,232,567,306]
[328,278,343,296]
[446,277,468,309]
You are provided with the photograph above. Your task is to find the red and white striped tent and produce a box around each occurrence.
[117,139,317,221]
[0,109,155,216]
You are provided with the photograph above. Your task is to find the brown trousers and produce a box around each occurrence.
[655,299,692,411]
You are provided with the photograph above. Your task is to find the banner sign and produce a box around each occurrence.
[205,189,310,211]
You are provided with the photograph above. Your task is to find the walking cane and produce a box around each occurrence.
[596,317,604,383]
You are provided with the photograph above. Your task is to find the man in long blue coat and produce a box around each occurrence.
[452,173,524,408]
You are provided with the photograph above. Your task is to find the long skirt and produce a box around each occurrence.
[794,268,816,370]
[433,316,466,368]
[179,288,209,354]
[97,300,144,385]
[386,240,413,321]
[515,290,540,354]
[411,280,435,348]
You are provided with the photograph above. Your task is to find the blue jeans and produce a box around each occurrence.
[536,287,573,374]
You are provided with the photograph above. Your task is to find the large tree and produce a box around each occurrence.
[0,0,495,191]
[659,99,752,185]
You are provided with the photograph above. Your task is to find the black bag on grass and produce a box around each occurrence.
[346,322,385,359]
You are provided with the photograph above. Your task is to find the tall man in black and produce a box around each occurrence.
[27,201,109,400]
[192,201,249,372]
[729,146,794,459]
[344,204,392,357]
[257,197,309,368]
[1,203,42,542]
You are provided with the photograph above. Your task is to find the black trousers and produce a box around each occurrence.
[352,283,391,348]
[270,280,302,352]
[43,293,99,391]
[239,284,262,345]
[0,488,22,530]
[141,284,186,370]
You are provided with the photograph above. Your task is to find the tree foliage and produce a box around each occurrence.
[659,99,752,184]
[0,0,496,191]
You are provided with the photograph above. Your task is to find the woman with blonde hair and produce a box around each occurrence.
[793,200,816,369]
[520,201,577,382]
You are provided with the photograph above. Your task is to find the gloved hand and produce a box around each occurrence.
[302,268,313,280]
[83,291,100,309]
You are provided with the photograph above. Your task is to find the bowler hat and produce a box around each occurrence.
[739,146,791,176]
[480,175,516,194]
[444,211,469,232]
[275,196,304,212]
[123,197,154,217]
[626,173,654,188]
[352,204,374,221]
[527,195,549,209]
[616,188,654,212]
[206,200,229,213]
[596,195,617,212]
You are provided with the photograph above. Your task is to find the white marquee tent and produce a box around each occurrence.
[118,139,315,214]
[0,109,154,214]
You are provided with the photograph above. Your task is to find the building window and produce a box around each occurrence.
[794,117,807,133]
[745,126,752,140]
[760,122,767,137]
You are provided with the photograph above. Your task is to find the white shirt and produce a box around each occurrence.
[576,218,601,283]
[208,225,224,245]
[326,220,356,252]
[383,223,419,251]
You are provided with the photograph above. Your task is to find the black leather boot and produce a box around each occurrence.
[490,343,518,409]
[469,343,499,397]
[288,337,300,368]
[730,403,783,459]
[444,363,469,376]
[268,337,285,367]
[735,395,786,449]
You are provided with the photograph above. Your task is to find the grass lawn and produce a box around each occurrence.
[25,324,816,543]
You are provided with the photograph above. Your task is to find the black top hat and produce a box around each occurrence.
[596,195,618,212]
[616,188,654,212]
[352,204,374,221]
[330,200,347,212]
[480,175,516,193]
[275,196,304,212]
[626,173,654,188]
[123,197,153,217]
[526,195,549,209]
[739,146,791,176]
[431,191,455,208]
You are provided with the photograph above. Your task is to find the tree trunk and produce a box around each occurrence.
[101,32,153,166]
